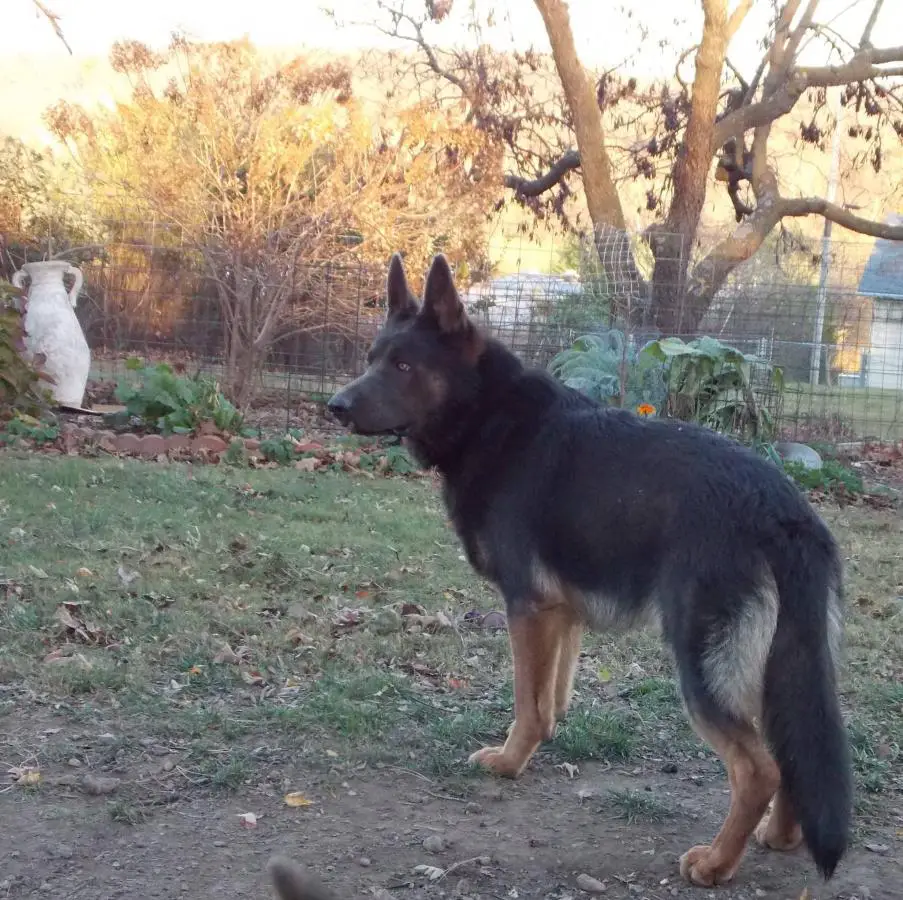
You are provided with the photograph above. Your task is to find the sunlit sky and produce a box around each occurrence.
[9,0,903,80]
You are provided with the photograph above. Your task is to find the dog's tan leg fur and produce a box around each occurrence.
[554,620,582,719]
[469,605,575,778]
[679,724,780,887]
[755,786,804,851]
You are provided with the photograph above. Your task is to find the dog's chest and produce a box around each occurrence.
[442,485,495,580]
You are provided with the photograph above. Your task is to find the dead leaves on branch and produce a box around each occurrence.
[46,35,500,293]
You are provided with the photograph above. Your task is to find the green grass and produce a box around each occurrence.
[552,708,635,762]
[783,381,903,440]
[0,452,900,809]
[605,788,674,825]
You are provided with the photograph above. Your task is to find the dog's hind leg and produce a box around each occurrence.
[469,604,574,778]
[679,719,780,887]
[554,620,582,720]
[676,575,783,885]
[755,785,803,851]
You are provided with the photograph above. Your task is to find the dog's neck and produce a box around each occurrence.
[405,338,531,475]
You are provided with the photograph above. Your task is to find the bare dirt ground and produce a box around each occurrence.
[3,735,900,900]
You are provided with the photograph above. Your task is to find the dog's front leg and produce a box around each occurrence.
[469,604,575,778]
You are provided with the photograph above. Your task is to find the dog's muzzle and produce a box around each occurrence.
[326,392,353,427]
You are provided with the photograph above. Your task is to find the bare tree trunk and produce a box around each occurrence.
[532,0,625,233]
[648,0,749,335]
[533,0,654,327]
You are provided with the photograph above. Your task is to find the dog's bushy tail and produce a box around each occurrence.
[268,857,338,900]
[763,558,852,879]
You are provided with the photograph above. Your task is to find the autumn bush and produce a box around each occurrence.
[44,37,501,406]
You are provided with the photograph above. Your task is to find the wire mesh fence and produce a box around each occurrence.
[4,222,903,443]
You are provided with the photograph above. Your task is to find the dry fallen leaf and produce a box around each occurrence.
[9,766,42,786]
[295,457,319,472]
[555,762,579,779]
[864,841,889,854]
[283,791,313,808]
[55,605,82,632]
[213,643,248,665]
[117,565,139,586]
[331,607,365,633]
[75,567,93,578]
[283,627,310,646]
[413,864,445,881]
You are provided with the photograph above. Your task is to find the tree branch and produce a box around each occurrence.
[685,199,786,315]
[503,149,581,197]
[860,0,885,49]
[800,46,903,84]
[32,0,72,54]
[366,2,470,97]
[779,198,903,239]
[726,0,754,41]
[713,43,903,149]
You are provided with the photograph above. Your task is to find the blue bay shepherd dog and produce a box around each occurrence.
[327,253,853,888]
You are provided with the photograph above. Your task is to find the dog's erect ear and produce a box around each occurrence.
[386,253,418,322]
[421,254,468,333]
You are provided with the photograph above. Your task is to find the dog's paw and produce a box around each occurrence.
[467,746,524,778]
[754,814,803,851]
[678,845,738,887]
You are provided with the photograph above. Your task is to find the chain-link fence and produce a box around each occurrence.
[5,223,903,442]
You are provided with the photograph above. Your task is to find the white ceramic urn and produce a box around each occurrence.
[12,260,91,407]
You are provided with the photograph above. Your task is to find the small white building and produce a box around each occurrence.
[858,216,903,391]
[461,272,588,364]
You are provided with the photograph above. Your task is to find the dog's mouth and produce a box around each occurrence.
[336,420,410,439]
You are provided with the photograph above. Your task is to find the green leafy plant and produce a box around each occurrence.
[783,459,863,496]
[0,418,60,445]
[544,286,611,341]
[0,281,55,421]
[359,442,418,475]
[114,358,245,435]
[548,329,666,411]
[259,435,298,464]
[640,336,784,439]
[750,439,783,467]
[223,438,249,467]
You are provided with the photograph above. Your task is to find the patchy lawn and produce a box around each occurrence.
[0,454,900,899]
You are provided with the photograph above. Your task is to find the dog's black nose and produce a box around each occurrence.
[327,393,352,426]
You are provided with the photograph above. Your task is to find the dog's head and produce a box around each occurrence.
[327,253,483,439]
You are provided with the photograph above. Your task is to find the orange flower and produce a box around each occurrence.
[636,402,656,417]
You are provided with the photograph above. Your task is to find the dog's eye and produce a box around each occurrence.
[395,361,411,373]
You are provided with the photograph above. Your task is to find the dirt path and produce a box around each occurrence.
[2,721,898,900]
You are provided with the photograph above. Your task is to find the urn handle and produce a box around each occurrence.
[10,270,27,310]
[65,264,84,308]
